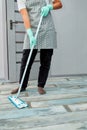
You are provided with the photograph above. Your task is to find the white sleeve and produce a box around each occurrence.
[17,0,26,11]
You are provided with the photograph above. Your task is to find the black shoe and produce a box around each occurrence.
[11,87,26,94]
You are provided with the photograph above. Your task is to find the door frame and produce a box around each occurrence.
[6,0,17,82]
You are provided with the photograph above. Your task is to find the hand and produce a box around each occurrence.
[29,36,36,49]
[27,28,36,49]
[41,4,53,17]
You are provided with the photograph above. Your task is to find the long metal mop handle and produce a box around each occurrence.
[16,0,49,98]
[45,0,49,5]
[16,16,43,98]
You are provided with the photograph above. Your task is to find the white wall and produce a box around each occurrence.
[51,0,87,76]
[0,0,8,80]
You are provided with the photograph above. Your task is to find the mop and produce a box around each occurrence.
[8,0,49,109]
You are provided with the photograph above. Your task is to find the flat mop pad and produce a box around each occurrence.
[8,96,28,109]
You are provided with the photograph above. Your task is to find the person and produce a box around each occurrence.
[11,0,62,95]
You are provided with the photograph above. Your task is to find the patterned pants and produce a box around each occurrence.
[19,49,53,89]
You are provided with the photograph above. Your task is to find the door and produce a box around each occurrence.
[6,0,40,82]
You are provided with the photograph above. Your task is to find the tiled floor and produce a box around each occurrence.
[0,76,87,130]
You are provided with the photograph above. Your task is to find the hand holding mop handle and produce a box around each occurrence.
[34,0,49,40]
[16,0,49,98]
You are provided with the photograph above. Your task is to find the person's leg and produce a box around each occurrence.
[19,49,38,89]
[11,49,38,94]
[38,49,53,94]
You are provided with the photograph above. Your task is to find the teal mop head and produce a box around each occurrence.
[8,96,28,109]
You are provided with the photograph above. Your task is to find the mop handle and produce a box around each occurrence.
[45,0,49,5]
[16,16,43,98]
[16,0,49,98]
